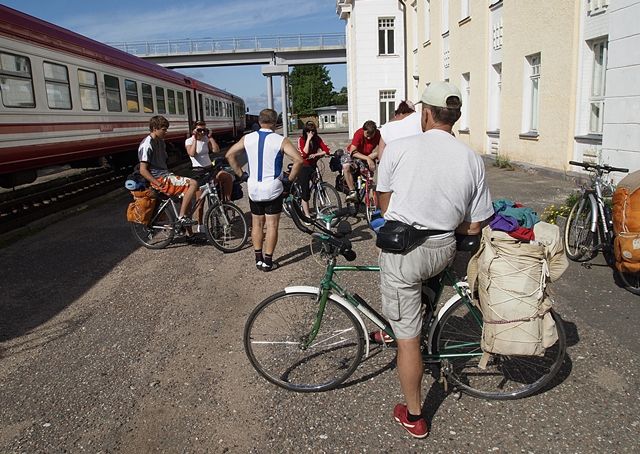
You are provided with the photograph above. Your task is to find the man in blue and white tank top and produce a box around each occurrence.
[227,109,302,271]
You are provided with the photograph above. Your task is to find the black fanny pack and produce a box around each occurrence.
[376,220,449,253]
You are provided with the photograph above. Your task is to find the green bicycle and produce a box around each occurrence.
[243,200,567,399]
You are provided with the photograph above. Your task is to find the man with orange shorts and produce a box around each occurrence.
[138,115,198,228]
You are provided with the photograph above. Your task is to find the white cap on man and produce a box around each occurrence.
[419,81,462,108]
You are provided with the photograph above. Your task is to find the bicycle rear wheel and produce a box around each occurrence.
[618,270,640,295]
[204,202,248,252]
[564,196,596,261]
[244,291,365,392]
[364,184,378,224]
[130,206,175,249]
[433,297,566,400]
[312,182,342,216]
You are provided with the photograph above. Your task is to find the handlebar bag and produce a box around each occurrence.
[126,189,157,225]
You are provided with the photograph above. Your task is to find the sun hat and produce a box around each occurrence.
[419,81,462,108]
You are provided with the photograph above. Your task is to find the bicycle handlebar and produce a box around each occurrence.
[569,160,629,174]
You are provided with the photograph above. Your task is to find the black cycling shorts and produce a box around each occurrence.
[249,194,284,216]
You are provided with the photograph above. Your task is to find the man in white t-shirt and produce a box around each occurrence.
[376,82,494,439]
[226,109,302,271]
[185,120,233,232]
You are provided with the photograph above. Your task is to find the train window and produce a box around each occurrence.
[104,75,122,112]
[78,69,99,111]
[215,100,219,117]
[142,83,153,113]
[177,91,185,115]
[43,61,71,110]
[205,98,210,117]
[125,79,139,112]
[155,86,166,114]
[167,89,176,114]
[0,52,35,108]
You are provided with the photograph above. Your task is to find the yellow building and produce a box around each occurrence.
[401,0,635,175]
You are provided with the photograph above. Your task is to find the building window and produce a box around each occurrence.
[0,52,35,108]
[379,90,396,125]
[378,18,395,55]
[489,63,502,131]
[141,83,153,113]
[441,0,449,34]
[104,74,122,112]
[492,18,503,50]
[589,39,607,134]
[588,0,609,15]
[125,79,139,112]
[523,53,541,133]
[43,62,71,109]
[460,0,470,20]
[78,69,99,111]
[411,2,418,51]
[155,87,165,114]
[460,73,470,130]
[167,89,176,114]
[423,1,431,43]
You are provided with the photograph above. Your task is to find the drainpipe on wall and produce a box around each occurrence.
[398,0,408,100]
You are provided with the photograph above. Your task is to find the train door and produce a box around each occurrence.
[186,91,194,128]
[197,93,204,122]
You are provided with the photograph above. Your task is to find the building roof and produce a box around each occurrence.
[315,105,348,112]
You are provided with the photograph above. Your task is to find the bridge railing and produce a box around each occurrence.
[108,33,346,57]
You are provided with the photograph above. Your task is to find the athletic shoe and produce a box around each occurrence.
[176,216,196,227]
[256,260,264,271]
[370,330,395,345]
[345,191,358,202]
[393,404,429,439]
[261,261,279,272]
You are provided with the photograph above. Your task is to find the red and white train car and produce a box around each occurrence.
[0,5,246,188]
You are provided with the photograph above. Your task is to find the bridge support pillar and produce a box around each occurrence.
[262,65,289,137]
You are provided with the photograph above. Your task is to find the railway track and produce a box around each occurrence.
[0,169,125,235]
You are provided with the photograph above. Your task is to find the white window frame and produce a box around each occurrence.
[441,0,449,35]
[460,0,470,20]
[411,1,419,52]
[588,0,609,15]
[423,0,431,43]
[522,53,541,133]
[378,18,395,56]
[460,73,470,131]
[589,39,607,134]
[379,90,396,125]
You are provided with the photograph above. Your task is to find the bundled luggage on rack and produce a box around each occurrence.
[612,170,640,273]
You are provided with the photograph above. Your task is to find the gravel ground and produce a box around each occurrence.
[0,132,638,452]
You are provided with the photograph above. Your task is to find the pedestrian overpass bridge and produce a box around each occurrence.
[108,33,346,136]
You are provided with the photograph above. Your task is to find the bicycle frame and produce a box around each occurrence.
[294,256,482,361]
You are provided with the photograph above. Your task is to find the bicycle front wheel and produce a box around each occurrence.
[364,184,378,224]
[204,202,248,252]
[564,196,595,261]
[312,182,342,216]
[244,291,365,392]
[618,270,640,295]
[433,297,566,400]
[130,206,175,249]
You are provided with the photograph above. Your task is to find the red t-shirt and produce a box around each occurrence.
[350,128,381,156]
[298,136,330,166]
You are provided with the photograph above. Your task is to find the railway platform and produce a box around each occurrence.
[0,132,638,452]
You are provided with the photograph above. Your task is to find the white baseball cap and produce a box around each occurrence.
[419,81,462,108]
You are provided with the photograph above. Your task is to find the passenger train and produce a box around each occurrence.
[0,5,246,188]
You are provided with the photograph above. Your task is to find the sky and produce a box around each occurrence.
[3,0,347,114]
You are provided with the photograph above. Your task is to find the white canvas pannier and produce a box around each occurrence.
[467,222,568,357]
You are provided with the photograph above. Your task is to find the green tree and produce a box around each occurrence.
[289,65,334,115]
[331,86,348,106]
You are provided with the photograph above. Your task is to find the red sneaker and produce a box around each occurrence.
[393,404,429,439]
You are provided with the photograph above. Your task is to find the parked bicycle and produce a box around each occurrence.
[334,153,378,224]
[564,160,639,294]
[243,197,566,398]
[282,159,342,218]
[130,171,248,252]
